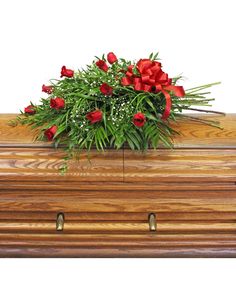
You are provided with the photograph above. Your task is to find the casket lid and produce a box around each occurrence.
[0,113,236,148]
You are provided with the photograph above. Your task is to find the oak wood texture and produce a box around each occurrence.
[1,114,236,147]
[0,148,123,182]
[2,189,236,213]
[0,113,236,257]
[124,149,236,182]
[0,114,235,182]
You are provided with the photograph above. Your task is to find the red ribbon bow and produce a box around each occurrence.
[121,59,185,119]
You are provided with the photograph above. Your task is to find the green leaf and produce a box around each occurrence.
[149,52,153,60]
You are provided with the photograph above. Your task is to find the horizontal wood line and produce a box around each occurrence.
[1,220,236,224]
[0,183,235,187]
[0,145,55,149]
[0,231,235,236]
[1,190,236,194]
[2,244,236,249]
[123,182,236,185]
[0,187,235,190]
[0,234,235,242]
[0,181,234,186]
[0,220,145,224]
[1,248,235,258]
[0,243,228,249]
[1,212,236,216]
[2,191,236,197]
[1,220,236,223]
[1,222,236,230]
[1,145,236,149]
[2,232,236,238]
[0,181,232,184]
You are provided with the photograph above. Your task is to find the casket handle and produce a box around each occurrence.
[148,213,157,232]
[56,213,64,231]
[55,212,155,232]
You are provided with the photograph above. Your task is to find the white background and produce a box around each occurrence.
[0,0,235,113]
[1,0,236,281]
[0,259,236,283]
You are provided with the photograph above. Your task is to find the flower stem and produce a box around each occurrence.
[183,107,225,115]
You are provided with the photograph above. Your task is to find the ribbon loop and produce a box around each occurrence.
[120,59,186,119]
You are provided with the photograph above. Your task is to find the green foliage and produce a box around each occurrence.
[15,53,222,167]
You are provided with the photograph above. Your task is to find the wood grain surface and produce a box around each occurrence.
[0,148,123,181]
[1,114,236,147]
[1,189,236,213]
[124,149,236,182]
[0,114,235,182]
[0,114,236,257]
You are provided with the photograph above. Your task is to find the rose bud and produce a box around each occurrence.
[60,66,74,78]
[96,60,109,72]
[50,97,65,110]
[133,112,146,127]
[42,84,53,94]
[44,125,57,141]
[24,105,36,115]
[86,110,103,124]
[107,52,117,64]
[100,83,113,96]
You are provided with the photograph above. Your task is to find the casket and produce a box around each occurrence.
[0,113,236,257]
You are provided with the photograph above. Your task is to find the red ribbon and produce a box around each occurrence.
[157,85,185,119]
[121,60,185,119]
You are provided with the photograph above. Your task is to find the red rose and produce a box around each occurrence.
[96,60,108,72]
[100,83,113,96]
[42,84,53,94]
[107,52,117,64]
[60,66,74,78]
[50,97,65,110]
[121,65,134,86]
[86,110,103,124]
[44,125,57,141]
[133,112,146,127]
[24,105,36,115]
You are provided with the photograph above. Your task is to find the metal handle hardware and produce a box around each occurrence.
[148,213,157,232]
[56,213,64,231]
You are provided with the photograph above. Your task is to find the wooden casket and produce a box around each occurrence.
[0,113,236,257]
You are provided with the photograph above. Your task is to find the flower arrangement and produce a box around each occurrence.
[15,52,222,171]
